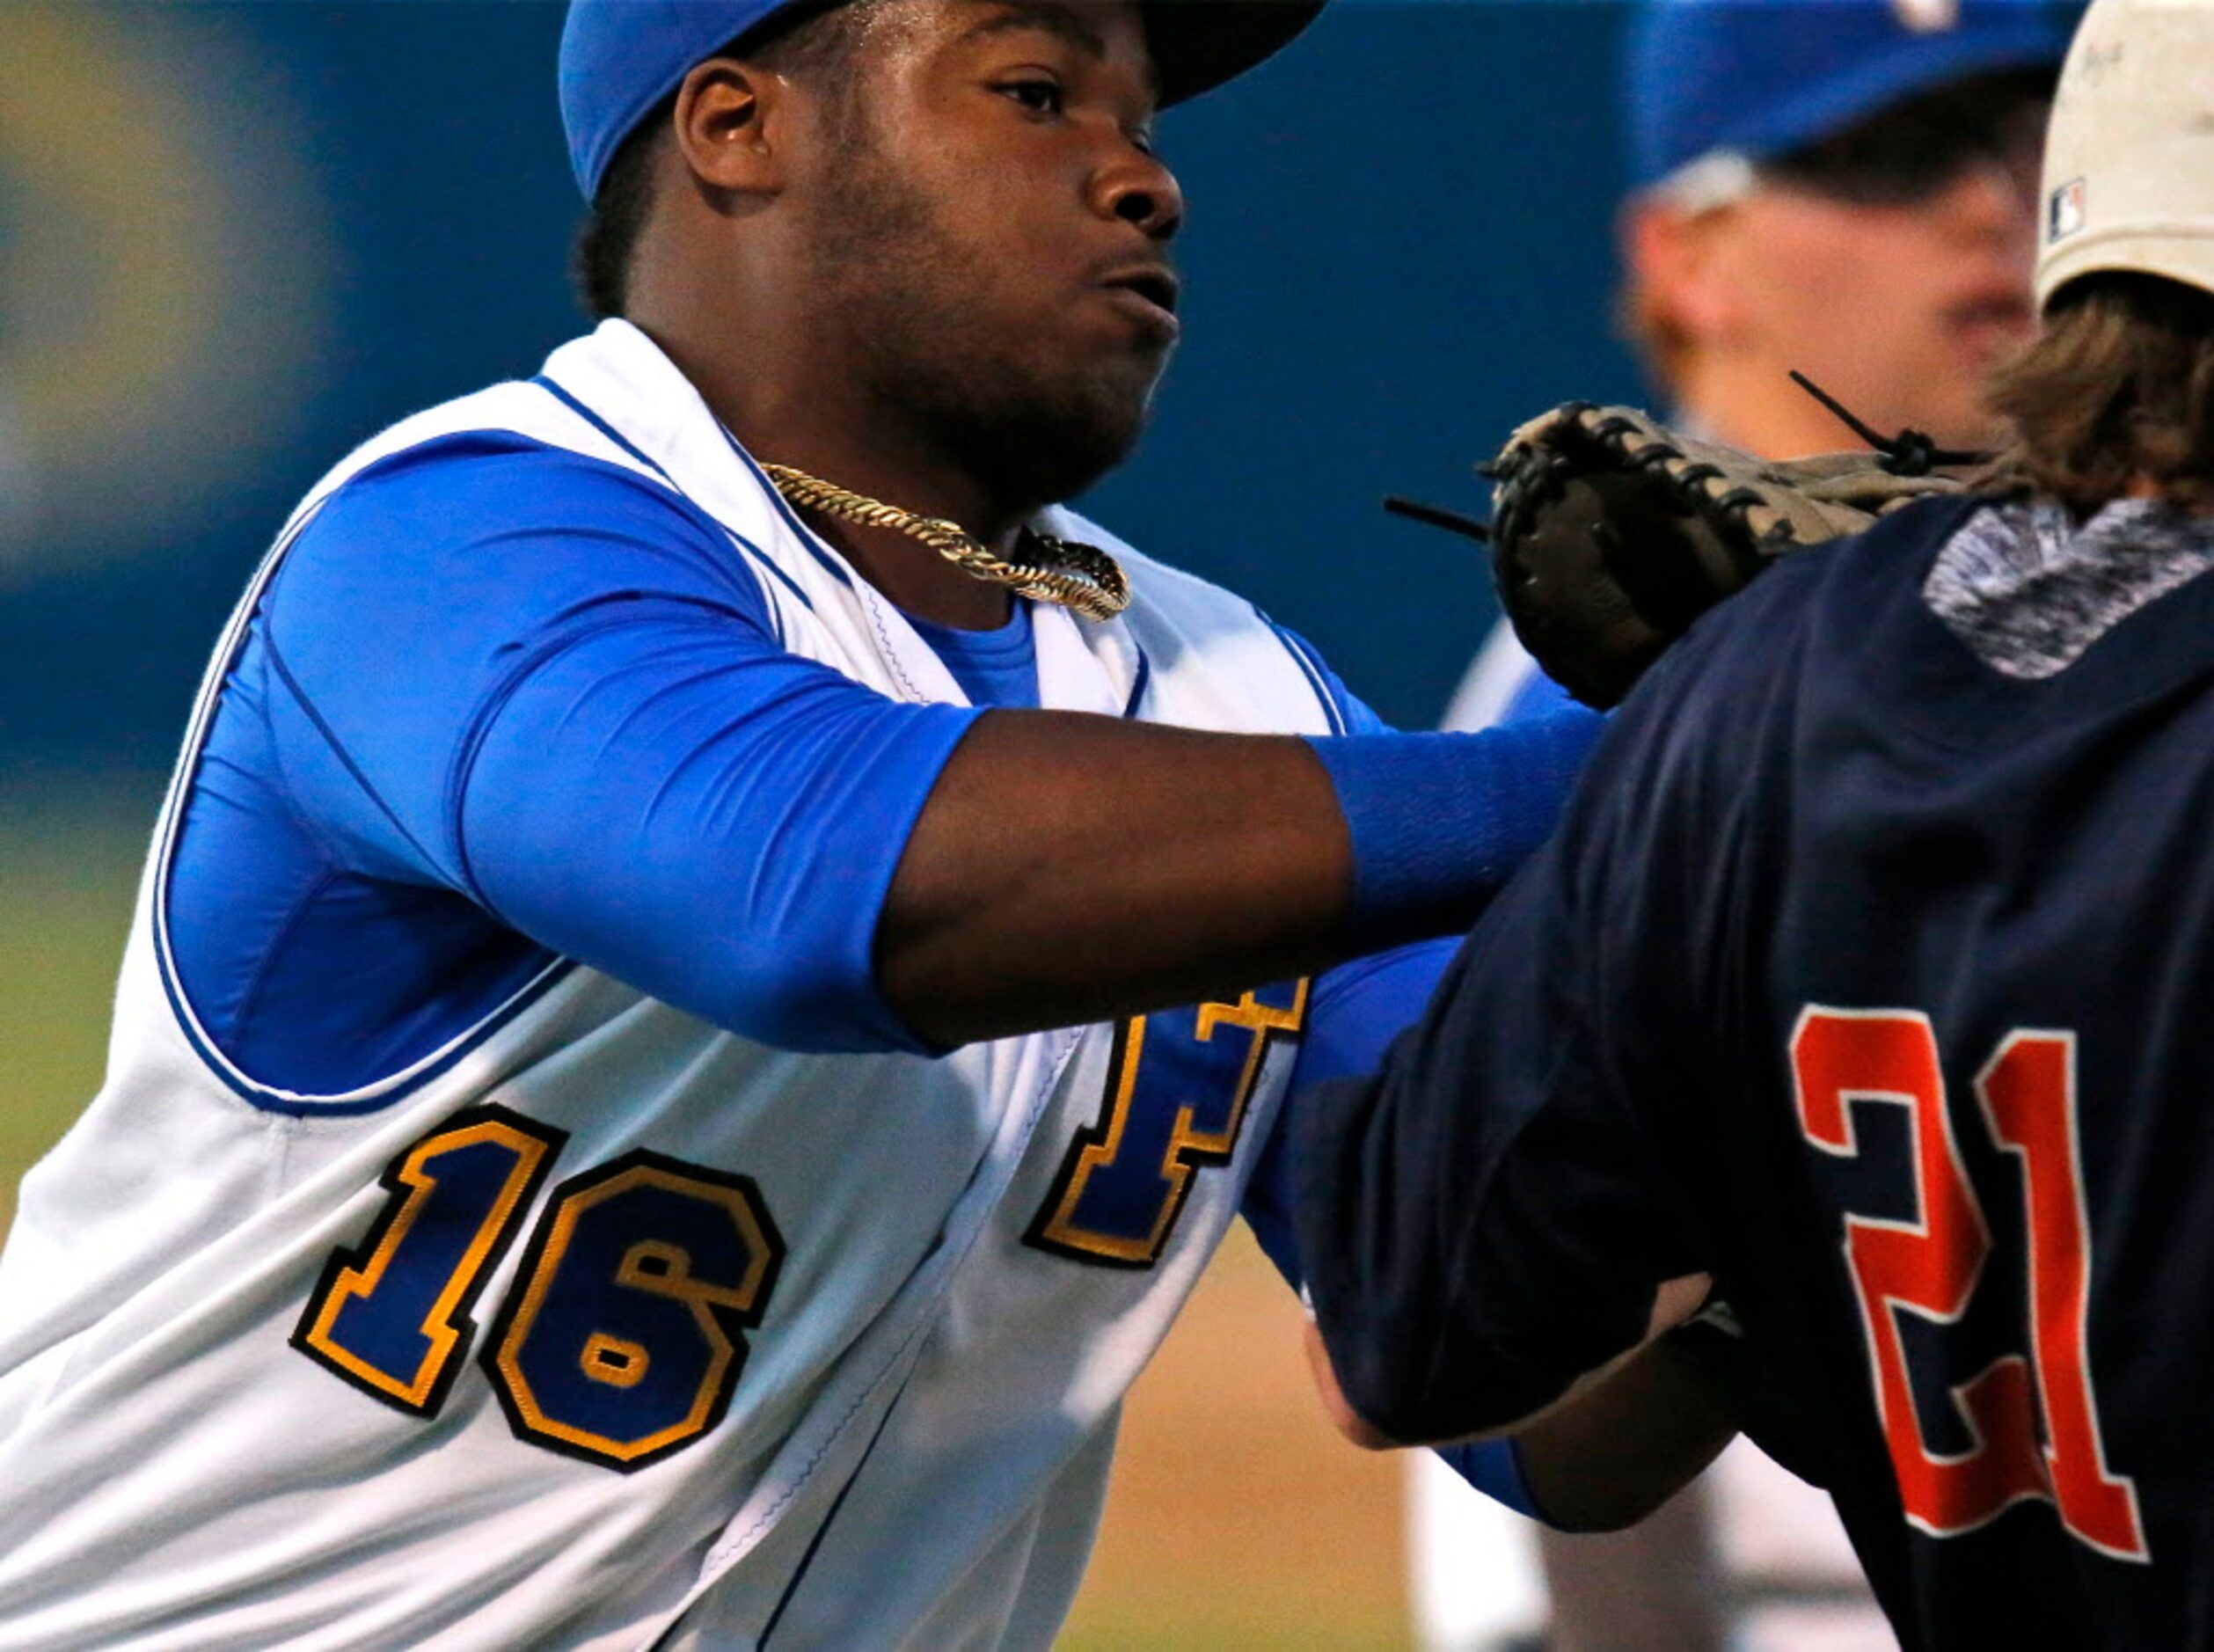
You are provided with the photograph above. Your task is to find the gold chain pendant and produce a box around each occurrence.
[760,463,1131,622]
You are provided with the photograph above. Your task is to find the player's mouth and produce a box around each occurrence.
[1095,261,1182,344]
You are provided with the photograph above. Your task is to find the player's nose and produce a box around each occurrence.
[1095,144,1184,244]
[1933,153,2039,245]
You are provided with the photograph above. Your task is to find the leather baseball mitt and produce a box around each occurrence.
[1483,400,1975,709]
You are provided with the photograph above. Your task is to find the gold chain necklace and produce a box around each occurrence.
[760,463,1131,622]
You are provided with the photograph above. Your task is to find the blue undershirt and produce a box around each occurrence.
[904,604,1041,712]
[166,429,1532,1513]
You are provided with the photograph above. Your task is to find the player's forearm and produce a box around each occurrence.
[877,713,1358,1045]
[1304,1272,1713,1450]
[876,710,1598,1046]
[1508,1326,1739,1532]
[1304,1314,1733,1531]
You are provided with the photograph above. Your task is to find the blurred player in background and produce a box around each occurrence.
[1447,0,2062,735]
[1424,3,2067,1648]
[1307,0,2214,1644]
[0,2,1627,1645]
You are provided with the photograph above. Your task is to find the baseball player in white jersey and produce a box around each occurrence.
[0,2,1602,1646]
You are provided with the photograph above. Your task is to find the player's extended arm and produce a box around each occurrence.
[1238,942,1548,1520]
[1302,1280,1732,1531]
[1286,799,1720,1449]
[1503,1319,1739,1531]
[879,712,1592,1045]
[1241,939,1728,1530]
[266,438,1599,1056]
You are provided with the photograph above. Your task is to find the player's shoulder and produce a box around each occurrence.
[1567,493,1986,868]
[1638,492,1984,719]
[281,358,753,578]
[273,428,737,625]
[264,397,769,658]
[1042,508,1368,732]
[300,375,714,540]
[313,426,709,544]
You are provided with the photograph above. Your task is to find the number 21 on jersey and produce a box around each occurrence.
[1789,1007,2147,1561]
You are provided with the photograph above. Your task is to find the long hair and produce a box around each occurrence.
[1983,273,2214,515]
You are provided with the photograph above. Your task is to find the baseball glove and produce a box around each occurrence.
[1482,399,1977,709]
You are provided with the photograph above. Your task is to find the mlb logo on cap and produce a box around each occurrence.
[2049,176,2087,243]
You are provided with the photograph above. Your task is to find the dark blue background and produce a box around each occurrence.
[1,1,1640,774]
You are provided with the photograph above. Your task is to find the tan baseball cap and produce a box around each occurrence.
[2037,0,2214,311]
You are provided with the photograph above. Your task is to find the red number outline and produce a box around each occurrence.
[1975,1030,2147,1561]
[1789,1007,2148,1562]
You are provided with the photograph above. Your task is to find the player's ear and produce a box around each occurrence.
[1621,197,1740,354]
[671,58,793,198]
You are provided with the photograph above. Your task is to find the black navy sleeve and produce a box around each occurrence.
[1240,939,1457,1283]
[1238,937,1545,1517]
[1287,704,1714,1444]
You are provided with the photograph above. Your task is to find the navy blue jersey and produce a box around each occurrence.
[1295,496,2214,1650]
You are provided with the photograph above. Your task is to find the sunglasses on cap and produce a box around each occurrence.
[1759,70,2052,209]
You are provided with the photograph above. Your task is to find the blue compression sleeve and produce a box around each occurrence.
[256,434,975,1054]
[1271,617,1601,946]
[1303,712,1604,947]
[1436,1439,1538,1518]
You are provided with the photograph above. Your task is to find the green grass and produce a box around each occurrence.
[0,792,156,1231]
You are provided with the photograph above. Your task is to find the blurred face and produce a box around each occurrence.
[794,0,1184,507]
[1639,73,2050,452]
[1715,179,2033,448]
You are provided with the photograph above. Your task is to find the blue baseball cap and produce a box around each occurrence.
[1627,0,2072,192]
[560,0,1325,201]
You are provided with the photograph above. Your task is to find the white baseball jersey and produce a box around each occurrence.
[0,321,1342,1649]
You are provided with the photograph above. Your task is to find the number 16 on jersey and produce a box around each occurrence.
[293,1105,785,1471]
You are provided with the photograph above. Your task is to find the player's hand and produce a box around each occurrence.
[1304,1316,1399,1450]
